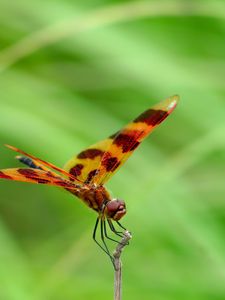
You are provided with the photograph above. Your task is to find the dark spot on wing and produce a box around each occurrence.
[54,180,72,187]
[46,171,56,178]
[130,141,140,151]
[134,109,168,126]
[36,178,50,184]
[18,169,38,177]
[85,169,99,184]
[0,171,13,180]
[102,152,120,172]
[113,133,140,153]
[70,164,84,177]
[77,149,104,159]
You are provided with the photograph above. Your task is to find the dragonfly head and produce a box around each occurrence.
[105,199,126,221]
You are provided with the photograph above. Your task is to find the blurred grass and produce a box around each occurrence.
[0,0,225,299]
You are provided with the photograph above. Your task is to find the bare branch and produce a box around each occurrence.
[113,230,132,300]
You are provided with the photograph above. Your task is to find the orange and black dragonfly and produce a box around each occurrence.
[0,95,179,265]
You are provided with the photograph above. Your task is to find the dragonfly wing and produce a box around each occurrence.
[0,168,78,190]
[64,138,112,183]
[64,95,179,185]
[90,95,179,185]
[16,155,48,171]
[5,144,83,184]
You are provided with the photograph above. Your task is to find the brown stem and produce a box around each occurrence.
[113,230,132,300]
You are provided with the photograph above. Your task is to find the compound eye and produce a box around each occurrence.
[105,199,126,221]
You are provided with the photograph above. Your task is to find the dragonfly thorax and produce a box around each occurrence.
[104,199,126,221]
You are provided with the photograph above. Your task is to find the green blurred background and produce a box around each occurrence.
[0,0,225,299]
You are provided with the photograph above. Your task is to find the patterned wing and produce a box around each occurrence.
[64,139,112,183]
[0,168,78,190]
[64,95,179,185]
[15,155,49,171]
[5,144,83,184]
[90,95,179,185]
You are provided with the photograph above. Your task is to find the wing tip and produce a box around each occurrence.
[167,94,180,112]
[4,144,15,150]
[153,94,180,113]
[15,155,22,160]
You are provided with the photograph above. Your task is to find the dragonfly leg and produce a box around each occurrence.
[103,219,121,244]
[107,219,123,237]
[116,221,127,231]
[108,219,129,246]
[93,217,110,255]
[100,218,115,266]
[92,216,115,268]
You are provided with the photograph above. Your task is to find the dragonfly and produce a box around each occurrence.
[0,95,179,266]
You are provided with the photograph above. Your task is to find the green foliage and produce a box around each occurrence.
[0,0,225,299]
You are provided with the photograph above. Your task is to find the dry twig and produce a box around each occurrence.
[113,230,132,300]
